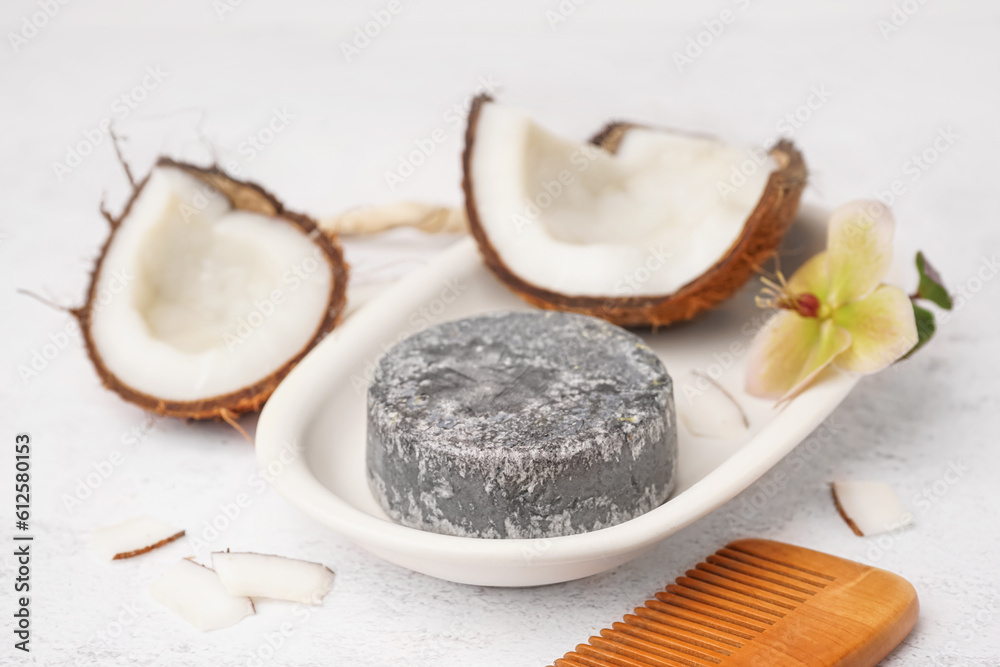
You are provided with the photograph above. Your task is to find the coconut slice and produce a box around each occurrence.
[831,480,914,537]
[679,371,750,439]
[320,201,466,236]
[91,515,185,560]
[462,97,806,326]
[151,559,254,631]
[76,158,348,419]
[211,552,334,604]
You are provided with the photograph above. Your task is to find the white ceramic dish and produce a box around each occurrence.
[256,207,858,587]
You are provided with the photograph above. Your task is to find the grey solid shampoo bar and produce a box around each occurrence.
[366,311,677,539]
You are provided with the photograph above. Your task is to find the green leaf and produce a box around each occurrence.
[902,302,936,359]
[915,251,953,310]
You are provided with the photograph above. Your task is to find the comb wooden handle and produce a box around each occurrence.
[550,539,918,667]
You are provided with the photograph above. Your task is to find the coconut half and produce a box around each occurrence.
[462,97,806,327]
[76,158,348,420]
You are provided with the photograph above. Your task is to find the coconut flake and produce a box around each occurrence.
[91,515,185,560]
[321,202,466,236]
[150,559,254,631]
[679,371,750,439]
[831,480,914,537]
[211,552,335,605]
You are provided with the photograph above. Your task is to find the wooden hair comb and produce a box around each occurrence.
[550,539,918,667]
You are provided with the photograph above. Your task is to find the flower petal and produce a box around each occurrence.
[746,311,852,400]
[833,285,918,374]
[788,251,830,301]
[826,201,896,307]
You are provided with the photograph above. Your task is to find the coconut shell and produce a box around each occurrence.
[462,95,807,328]
[76,158,349,420]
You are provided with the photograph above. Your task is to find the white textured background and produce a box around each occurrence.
[2,1,999,665]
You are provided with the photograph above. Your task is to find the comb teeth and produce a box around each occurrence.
[549,539,918,667]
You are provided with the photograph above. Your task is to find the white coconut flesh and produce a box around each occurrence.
[91,515,184,560]
[832,480,914,537]
[470,103,778,297]
[678,372,749,440]
[211,552,335,605]
[90,166,332,401]
[150,559,254,631]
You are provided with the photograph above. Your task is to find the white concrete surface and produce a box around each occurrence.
[1,1,998,664]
